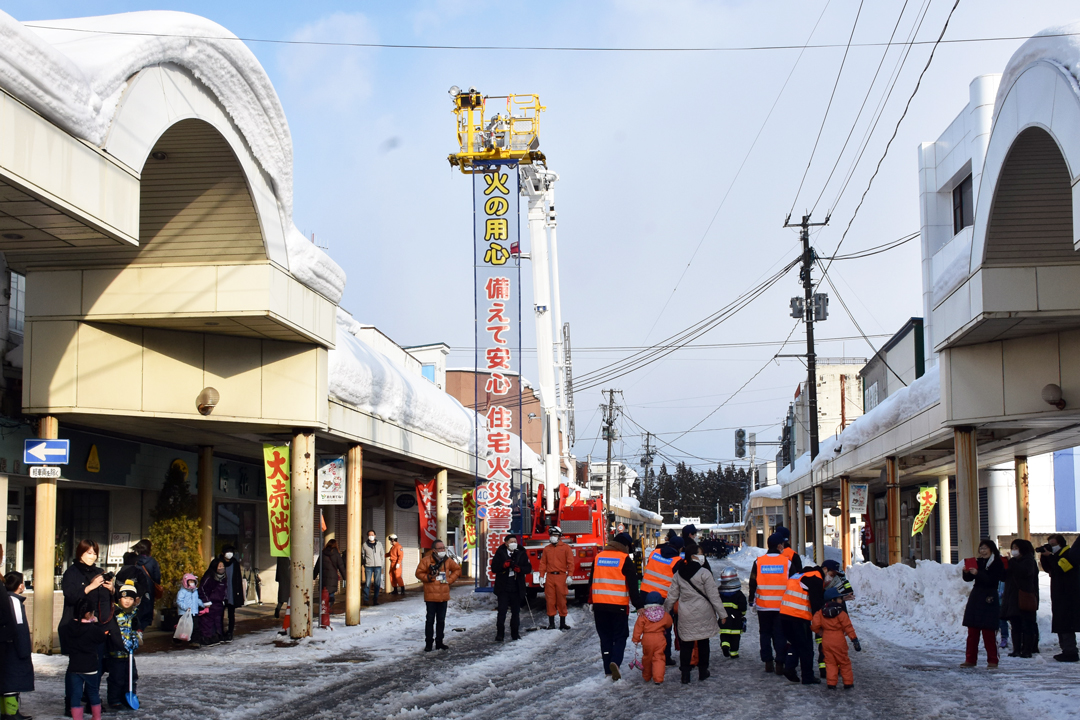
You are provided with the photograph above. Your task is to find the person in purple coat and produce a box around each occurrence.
[199,560,228,646]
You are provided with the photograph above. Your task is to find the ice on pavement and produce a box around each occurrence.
[0,10,345,302]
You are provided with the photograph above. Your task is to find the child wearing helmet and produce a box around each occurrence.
[717,567,747,659]
[632,591,673,684]
[810,587,861,690]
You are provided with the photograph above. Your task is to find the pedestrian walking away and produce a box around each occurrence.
[415,540,461,652]
[386,535,405,595]
[362,531,385,605]
[1002,539,1039,658]
[132,539,161,633]
[1039,532,1080,662]
[632,592,673,684]
[589,532,643,680]
[748,534,791,676]
[491,534,530,641]
[315,538,347,606]
[961,539,1005,668]
[779,563,825,685]
[811,587,861,689]
[718,567,747,659]
[640,530,683,666]
[539,526,574,629]
[663,541,727,684]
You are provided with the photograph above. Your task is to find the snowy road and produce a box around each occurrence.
[25,575,1077,720]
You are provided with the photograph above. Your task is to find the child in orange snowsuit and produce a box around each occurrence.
[633,591,674,684]
[810,588,861,689]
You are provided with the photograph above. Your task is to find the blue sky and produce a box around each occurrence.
[6,1,1078,472]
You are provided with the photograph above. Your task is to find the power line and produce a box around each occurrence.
[824,231,918,260]
[26,22,1076,53]
[789,0,864,216]
[446,332,890,354]
[817,0,960,290]
[639,0,832,345]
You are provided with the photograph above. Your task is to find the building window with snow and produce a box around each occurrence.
[8,271,24,337]
[952,173,973,234]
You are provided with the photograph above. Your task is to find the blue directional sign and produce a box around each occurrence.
[24,439,70,465]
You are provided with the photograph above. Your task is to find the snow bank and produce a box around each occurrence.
[725,546,766,574]
[997,20,1080,119]
[0,10,344,302]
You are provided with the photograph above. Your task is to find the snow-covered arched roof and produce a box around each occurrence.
[0,10,345,303]
[995,20,1080,118]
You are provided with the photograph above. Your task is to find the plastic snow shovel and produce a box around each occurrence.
[126,651,139,710]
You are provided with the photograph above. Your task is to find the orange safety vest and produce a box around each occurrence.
[780,546,795,562]
[640,549,678,598]
[753,553,791,611]
[591,550,630,606]
[779,569,821,621]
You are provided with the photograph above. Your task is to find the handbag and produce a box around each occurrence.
[140,565,164,600]
[1018,589,1038,612]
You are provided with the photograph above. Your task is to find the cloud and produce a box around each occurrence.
[277,12,378,110]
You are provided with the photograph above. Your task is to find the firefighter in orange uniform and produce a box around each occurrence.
[386,534,405,595]
[589,532,643,681]
[539,526,574,630]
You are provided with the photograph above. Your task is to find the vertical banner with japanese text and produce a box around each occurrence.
[462,490,477,549]
[474,163,522,586]
[416,478,438,549]
[911,486,937,536]
[262,444,292,557]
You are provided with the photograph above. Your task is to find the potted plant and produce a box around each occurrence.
[148,462,203,631]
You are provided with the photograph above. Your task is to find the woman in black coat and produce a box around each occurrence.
[1,572,34,707]
[59,539,114,712]
[490,535,531,641]
[315,539,347,605]
[961,538,1005,668]
[1039,533,1080,662]
[1002,539,1039,658]
[207,545,246,642]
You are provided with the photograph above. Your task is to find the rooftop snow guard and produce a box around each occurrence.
[0,9,345,303]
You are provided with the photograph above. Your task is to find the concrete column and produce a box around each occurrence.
[937,476,952,563]
[33,416,59,654]
[749,516,759,548]
[346,445,362,627]
[813,486,825,565]
[886,456,901,566]
[796,492,805,555]
[782,498,791,535]
[198,446,214,567]
[761,504,771,544]
[954,427,980,561]
[436,469,448,545]
[383,480,396,580]
[840,476,851,569]
[1015,456,1030,541]
[289,430,315,639]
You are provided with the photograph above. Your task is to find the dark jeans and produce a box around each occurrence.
[496,591,522,638]
[680,638,711,672]
[66,673,100,709]
[225,604,236,635]
[105,655,138,707]
[425,601,447,644]
[758,611,786,663]
[594,609,629,673]
[782,616,815,681]
[1009,612,1037,655]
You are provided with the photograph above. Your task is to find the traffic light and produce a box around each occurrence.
[734,428,746,458]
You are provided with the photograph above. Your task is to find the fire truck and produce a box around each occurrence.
[521,483,605,602]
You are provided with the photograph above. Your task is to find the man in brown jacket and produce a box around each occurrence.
[539,526,574,629]
[415,540,461,651]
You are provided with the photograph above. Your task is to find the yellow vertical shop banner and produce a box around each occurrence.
[263,444,292,557]
[911,486,937,536]
[463,490,477,549]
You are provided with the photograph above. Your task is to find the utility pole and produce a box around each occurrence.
[601,390,620,527]
[784,213,829,461]
[640,431,654,505]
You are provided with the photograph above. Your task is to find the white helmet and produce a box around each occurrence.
[549,526,563,536]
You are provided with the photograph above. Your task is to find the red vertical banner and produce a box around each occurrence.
[416,478,438,549]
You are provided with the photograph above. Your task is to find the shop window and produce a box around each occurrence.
[215,502,256,567]
[952,174,973,234]
[57,489,110,571]
[8,271,24,336]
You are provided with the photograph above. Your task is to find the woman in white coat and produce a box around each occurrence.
[664,541,728,684]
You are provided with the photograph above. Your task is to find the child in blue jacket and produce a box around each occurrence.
[176,573,209,645]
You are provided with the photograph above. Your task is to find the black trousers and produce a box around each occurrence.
[757,611,786,663]
[680,638,711,671]
[105,655,138,707]
[226,604,236,635]
[496,590,522,637]
[782,616,815,681]
[1009,612,1037,655]
[594,609,629,672]
[425,601,447,644]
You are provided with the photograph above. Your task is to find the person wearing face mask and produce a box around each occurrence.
[681,525,710,571]
[1039,532,1080,662]
[386,535,405,596]
[415,540,461,651]
[361,531,385,606]
[663,541,728,684]
[491,534,530,641]
[539,526,574,630]
[209,544,246,642]
[1002,539,1039,658]
[961,539,1005,668]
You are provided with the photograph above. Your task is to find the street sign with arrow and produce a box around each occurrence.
[23,439,70,465]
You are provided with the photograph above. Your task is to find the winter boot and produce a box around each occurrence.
[609,663,622,681]
[764,660,774,674]
[559,616,570,630]
[827,685,837,690]
[1053,652,1079,662]
[722,646,730,658]
[680,669,691,684]
[775,663,786,676]
[224,631,234,643]
[547,616,556,630]
[802,676,822,685]
[511,631,521,641]
[819,667,827,679]
[435,641,449,650]
[784,669,801,683]
[844,684,854,690]
[424,641,434,652]
[698,668,710,682]
[495,630,504,642]
[665,656,677,667]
